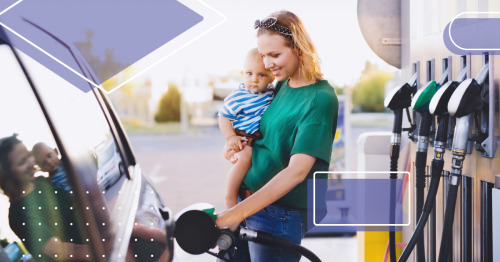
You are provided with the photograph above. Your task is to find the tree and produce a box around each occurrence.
[154,83,181,122]
[74,30,123,91]
[352,61,393,112]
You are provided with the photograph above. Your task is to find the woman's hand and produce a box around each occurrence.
[215,208,243,232]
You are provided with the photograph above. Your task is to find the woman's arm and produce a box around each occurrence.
[216,153,316,231]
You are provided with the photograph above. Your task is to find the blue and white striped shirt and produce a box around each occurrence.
[219,83,274,134]
[50,161,72,193]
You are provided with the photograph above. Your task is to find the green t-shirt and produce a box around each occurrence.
[9,177,85,261]
[243,79,339,211]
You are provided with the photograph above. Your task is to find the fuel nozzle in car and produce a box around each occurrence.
[437,62,489,262]
[384,73,417,262]
[174,203,322,262]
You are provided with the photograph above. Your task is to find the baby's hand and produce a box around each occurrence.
[227,135,246,152]
[223,141,247,164]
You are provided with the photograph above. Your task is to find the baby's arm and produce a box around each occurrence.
[218,116,246,151]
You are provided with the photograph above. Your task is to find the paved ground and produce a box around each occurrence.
[128,116,392,262]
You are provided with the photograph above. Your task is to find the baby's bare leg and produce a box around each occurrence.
[224,146,253,209]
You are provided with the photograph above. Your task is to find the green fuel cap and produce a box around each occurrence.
[203,207,217,220]
[176,203,217,221]
[412,80,437,112]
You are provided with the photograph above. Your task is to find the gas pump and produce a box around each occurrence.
[437,62,489,262]
[398,62,467,262]
[410,75,438,262]
[173,203,322,262]
[384,73,417,262]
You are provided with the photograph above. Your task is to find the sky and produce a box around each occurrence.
[141,0,396,98]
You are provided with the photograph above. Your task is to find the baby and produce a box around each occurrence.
[218,48,275,209]
[32,142,72,193]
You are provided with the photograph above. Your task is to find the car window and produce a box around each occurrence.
[1,30,170,260]
[0,43,94,261]
[12,35,160,260]
[16,43,127,204]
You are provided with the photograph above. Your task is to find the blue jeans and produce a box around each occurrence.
[217,204,306,262]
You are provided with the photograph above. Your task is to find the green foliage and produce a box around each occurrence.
[335,84,348,95]
[154,83,181,122]
[352,62,393,112]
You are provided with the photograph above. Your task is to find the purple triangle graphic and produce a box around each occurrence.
[0,0,203,91]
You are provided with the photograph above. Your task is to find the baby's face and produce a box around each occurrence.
[33,146,60,173]
[242,56,274,93]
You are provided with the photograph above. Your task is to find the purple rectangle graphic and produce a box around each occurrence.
[307,176,408,232]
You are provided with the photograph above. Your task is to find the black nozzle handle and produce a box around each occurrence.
[418,111,433,138]
[438,178,461,262]
[435,115,450,143]
[246,229,321,262]
[392,108,404,134]
[398,159,444,262]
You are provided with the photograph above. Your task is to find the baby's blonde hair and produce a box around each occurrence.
[245,48,262,65]
[257,10,323,83]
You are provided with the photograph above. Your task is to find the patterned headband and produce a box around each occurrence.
[254,17,292,39]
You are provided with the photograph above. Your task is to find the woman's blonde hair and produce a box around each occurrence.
[256,10,323,83]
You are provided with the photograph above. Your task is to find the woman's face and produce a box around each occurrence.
[257,33,300,82]
[8,143,36,184]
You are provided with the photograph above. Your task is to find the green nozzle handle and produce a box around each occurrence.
[412,80,437,112]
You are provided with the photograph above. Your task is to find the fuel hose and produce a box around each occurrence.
[239,228,322,262]
[398,114,448,262]
[414,111,433,262]
[389,107,403,262]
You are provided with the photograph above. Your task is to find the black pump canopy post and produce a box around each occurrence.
[437,63,489,262]
[398,64,467,262]
[384,73,418,262]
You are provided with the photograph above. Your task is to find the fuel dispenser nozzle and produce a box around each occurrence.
[437,63,488,262]
[398,69,458,262]
[384,74,418,262]
[402,78,439,262]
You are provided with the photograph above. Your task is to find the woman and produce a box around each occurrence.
[0,134,90,261]
[216,10,339,261]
